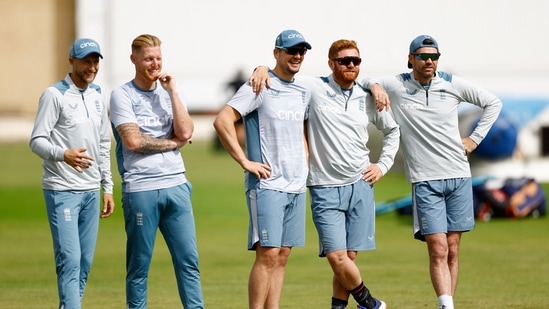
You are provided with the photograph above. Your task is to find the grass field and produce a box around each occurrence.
[1,141,548,308]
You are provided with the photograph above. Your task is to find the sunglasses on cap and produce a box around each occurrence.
[412,53,441,61]
[333,57,362,66]
[281,47,308,56]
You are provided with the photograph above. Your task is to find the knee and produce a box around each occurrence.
[430,251,449,265]
[56,253,81,274]
[256,247,282,268]
[59,249,81,265]
[347,250,357,261]
[326,250,349,268]
[447,233,462,260]
[447,243,460,262]
[277,247,292,266]
[427,240,449,262]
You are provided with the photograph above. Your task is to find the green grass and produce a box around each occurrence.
[1,141,548,308]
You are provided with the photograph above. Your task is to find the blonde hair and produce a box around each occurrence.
[328,39,360,59]
[131,34,162,53]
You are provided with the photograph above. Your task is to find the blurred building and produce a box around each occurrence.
[1,0,75,116]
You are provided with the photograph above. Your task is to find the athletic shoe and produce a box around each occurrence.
[357,298,386,309]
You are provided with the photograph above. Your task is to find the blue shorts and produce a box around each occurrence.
[412,177,475,241]
[309,180,376,257]
[246,188,306,250]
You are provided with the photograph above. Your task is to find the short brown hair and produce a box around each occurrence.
[328,39,360,59]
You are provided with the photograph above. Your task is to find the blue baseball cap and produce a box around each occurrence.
[409,35,439,53]
[275,30,312,50]
[70,38,103,59]
[408,35,439,68]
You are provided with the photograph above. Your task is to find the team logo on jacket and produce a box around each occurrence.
[359,99,365,111]
[268,88,280,96]
[439,89,447,100]
[406,88,418,96]
[95,100,102,113]
[325,91,336,99]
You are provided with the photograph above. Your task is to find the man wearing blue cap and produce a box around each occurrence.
[214,29,312,309]
[249,38,395,309]
[363,35,502,309]
[30,37,114,309]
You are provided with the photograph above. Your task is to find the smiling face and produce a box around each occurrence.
[69,53,100,89]
[272,44,309,81]
[131,45,162,89]
[129,34,163,90]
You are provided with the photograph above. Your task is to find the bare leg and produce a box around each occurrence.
[326,249,362,290]
[332,251,357,301]
[248,245,291,309]
[265,247,291,309]
[425,233,453,297]
[446,232,462,295]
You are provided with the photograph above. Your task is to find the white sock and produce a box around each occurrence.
[438,294,454,309]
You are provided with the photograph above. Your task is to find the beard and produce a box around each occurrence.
[336,70,358,83]
[73,70,95,87]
